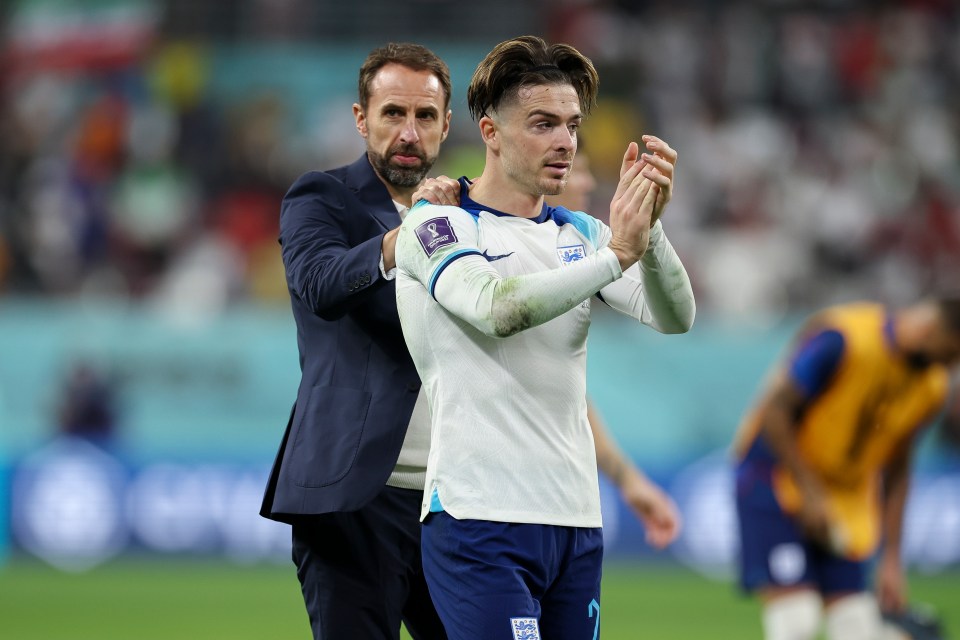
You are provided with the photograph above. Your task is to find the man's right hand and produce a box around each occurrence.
[412,175,460,206]
[797,479,835,550]
[607,142,660,271]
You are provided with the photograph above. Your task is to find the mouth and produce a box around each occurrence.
[392,154,424,166]
[544,162,571,176]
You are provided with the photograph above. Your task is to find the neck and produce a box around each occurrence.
[384,183,416,208]
[468,171,544,219]
[893,305,934,355]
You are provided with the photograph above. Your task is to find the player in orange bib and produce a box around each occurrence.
[732,298,960,640]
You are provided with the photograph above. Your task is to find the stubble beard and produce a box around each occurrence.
[502,152,568,198]
[369,144,436,189]
[540,175,567,197]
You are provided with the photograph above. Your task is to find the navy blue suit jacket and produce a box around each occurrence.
[261,154,422,522]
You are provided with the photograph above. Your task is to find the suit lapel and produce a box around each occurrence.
[344,155,403,230]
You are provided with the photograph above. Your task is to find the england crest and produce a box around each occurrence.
[557,244,586,265]
[510,617,541,640]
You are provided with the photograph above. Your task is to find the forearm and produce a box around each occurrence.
[589,402,631,487]
[381,227,399,273]
[636,222,695,333]
[433,248,622,338]
[599,221,695,333]
[760,388,819,496]
[880,462,910,564]
[285,232,387,318]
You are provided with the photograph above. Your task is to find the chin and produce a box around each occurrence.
[540,181,567,197]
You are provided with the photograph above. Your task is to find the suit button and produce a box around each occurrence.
[407,382,420,392]
[362,274,371,284]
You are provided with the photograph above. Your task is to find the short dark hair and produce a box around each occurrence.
[937,297,960,334]
[467,35,599,122]
[358,43,452,111]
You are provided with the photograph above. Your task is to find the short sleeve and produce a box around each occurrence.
[788,329,846,400]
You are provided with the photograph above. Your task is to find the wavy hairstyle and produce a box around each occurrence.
[467,35,599,121]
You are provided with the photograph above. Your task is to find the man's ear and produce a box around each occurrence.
[478,116,498,151]
[441,109,452,140]
[353,103,367,138]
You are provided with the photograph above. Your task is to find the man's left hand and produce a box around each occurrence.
[620,473,682,549]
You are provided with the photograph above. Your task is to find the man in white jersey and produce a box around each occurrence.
[395,36,696,640]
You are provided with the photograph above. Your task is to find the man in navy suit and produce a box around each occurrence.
[260,43,454,640]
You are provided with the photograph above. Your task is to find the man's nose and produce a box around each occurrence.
[399,117,420,144]
[555,127,575,151]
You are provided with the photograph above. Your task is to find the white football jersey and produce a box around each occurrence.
[395,180,694,526]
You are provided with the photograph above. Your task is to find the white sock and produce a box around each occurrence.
[762,591,822,640]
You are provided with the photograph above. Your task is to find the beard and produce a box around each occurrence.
[501,153,570,197]
[905,351,933,370]
[368,144,435,188]
[539,174,568,196]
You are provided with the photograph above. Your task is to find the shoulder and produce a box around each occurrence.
[547,206,605,246]
[403,202,476,229]
[398,204,477,266]
[279,167,366,224]
[792,327,847,363]
[284,169,351,201]
[283,154,377,202]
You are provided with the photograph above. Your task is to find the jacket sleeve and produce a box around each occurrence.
[280,172,390,320]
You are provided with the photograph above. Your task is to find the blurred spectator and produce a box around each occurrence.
[57,362,120,447]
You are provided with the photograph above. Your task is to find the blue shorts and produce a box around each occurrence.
[421,511,603,640]
[735,460,866,596]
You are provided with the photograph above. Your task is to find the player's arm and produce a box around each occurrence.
[758,376,832,545]
[397,157,661,337]
[876,394,945,614]
[396,203,624,338]
[281,172,390,320]
[595,137,694,333]
[875,428,916,615]
[758,328,846,547]
[588,400,681,548]
[597,220,695,334]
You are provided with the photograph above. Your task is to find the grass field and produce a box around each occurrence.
[0,557,956,639]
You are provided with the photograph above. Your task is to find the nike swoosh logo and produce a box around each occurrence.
[481,250,515,262]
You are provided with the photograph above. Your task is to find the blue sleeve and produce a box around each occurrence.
[787,329,845,400]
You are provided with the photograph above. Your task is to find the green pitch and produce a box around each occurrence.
[0,557,956,639]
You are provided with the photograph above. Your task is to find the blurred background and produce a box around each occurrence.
[0,0,959,638]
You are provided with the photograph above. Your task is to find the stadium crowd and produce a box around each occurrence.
[0,0,958,323]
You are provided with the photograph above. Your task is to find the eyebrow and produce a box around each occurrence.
[379,101,441,116]
[527,109,582,121]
